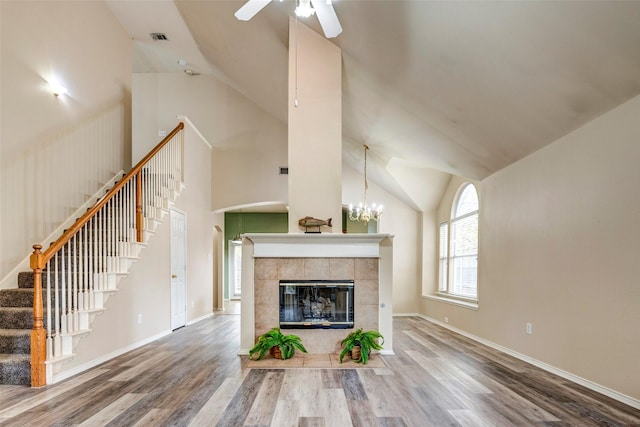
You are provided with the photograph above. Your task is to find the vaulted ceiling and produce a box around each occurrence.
[107,0,640,211]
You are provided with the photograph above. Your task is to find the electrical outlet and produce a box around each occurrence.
[526,322,532,335]
[444,316,449,323]
[138,314,142,324]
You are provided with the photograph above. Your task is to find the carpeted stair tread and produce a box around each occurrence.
[18,271,68,289]
[0,307,37,330]
[0,353,31,386]
[0,329,31,354]
[0,288,35,308]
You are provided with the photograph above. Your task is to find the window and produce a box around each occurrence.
[229,241,242,297]
[439,183,478,300]
[438,222,448,292]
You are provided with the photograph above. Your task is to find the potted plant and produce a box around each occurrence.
[339,328,384,364]
[249,327,308,360]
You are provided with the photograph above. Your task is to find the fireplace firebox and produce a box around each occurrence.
[279,280,354,329]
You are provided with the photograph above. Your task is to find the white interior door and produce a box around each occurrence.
[170,209,187,330]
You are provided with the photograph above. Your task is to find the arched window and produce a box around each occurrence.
[438,183,479,299]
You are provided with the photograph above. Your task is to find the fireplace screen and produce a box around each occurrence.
[279,280,354,329]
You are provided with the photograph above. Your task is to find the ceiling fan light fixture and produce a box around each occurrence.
[234,0,341,38]
[295,0,315,18]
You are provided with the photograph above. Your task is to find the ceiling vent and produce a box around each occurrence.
[150,33,169,41]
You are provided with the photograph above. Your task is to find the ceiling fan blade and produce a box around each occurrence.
[235,0,272,21]
[310,0,342,38]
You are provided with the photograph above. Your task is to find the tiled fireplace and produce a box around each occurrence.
[239,233,394,355]
[278,280,355,329]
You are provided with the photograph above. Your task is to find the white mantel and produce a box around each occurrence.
[247,233,390,258]
[239,233,394,355]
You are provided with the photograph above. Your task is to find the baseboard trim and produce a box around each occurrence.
[50,329,172,384]
[416,314,640,410]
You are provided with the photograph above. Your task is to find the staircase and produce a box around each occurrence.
[0,273,34,385]
[0,123,184,386]
[0,271,64,385]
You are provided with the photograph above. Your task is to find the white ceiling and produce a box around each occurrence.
[107,0,640,212]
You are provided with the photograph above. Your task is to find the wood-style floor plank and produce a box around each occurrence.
[0,314,638,427]
[214,369,267,426]
[130,408,171,427]
[186,375,245,427]
[269,398,300,427]
[244,370,285,426]
[77,392,146,426]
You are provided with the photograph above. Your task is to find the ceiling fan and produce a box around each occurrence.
[234,0,343,38]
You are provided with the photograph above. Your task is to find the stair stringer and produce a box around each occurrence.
[44,180,184,384]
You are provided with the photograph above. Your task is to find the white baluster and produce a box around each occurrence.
[75,229,85,311]
[89,217,95,309]
[54,254,61,356]
[83,225,89,311]
[46,260,52,359]
[72,234,79,332]
[61,245,68,335]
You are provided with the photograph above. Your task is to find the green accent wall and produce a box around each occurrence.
[223,212,288,299]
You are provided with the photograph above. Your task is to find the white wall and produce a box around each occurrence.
[421,94,640,402]
[0,1,132,284]
[132,73,288,211]
[287,18,342,232]
[343,163,422,314]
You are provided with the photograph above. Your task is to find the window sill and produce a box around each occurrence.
[423,293,479,310]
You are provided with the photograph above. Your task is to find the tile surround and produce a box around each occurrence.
[254,257,379,354]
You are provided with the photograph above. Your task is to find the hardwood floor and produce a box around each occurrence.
[0,314,639,426]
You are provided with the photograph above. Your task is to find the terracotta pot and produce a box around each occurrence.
[270,346,283,359]
[350,346,362,361]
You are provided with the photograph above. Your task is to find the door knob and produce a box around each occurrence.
[172,274,177,279]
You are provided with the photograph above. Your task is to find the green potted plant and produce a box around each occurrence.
[249,327,308,360]
[339,328,384,364]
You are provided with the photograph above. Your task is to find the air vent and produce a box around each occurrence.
[279,167,289,175]
[150,33,168,41]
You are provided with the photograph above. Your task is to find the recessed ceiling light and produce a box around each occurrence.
[47,78,67,96]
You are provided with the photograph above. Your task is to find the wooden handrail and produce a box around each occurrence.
[29,121,184,387]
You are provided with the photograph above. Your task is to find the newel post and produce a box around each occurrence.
[30,244,47,387]
[136,170,143,243]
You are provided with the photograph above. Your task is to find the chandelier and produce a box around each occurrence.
[348,145,383,224]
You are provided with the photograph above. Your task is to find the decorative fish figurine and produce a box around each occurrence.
[298,216,332,230]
